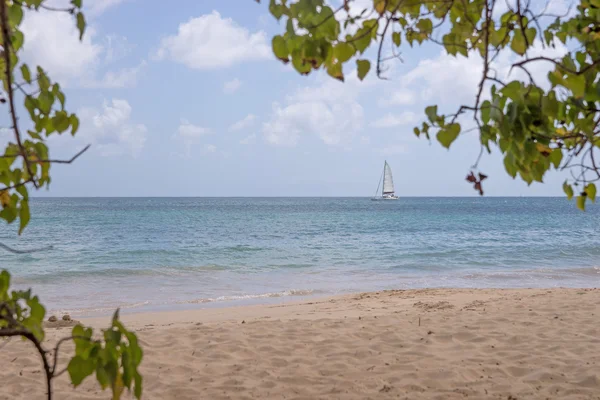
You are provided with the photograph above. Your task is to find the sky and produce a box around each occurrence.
[4,0,575,196]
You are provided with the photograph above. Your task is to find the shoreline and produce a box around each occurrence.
[3,287,599,399]
[83,286,598,328]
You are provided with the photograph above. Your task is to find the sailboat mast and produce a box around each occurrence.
[374,165,384,198]
[382,161,386,196]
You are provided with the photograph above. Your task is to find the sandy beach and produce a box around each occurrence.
[1,288,599,399]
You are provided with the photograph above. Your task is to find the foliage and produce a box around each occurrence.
[0,0,88,232]
[0,1,143,398]
[263,0,600,209]
[0,270,143,400]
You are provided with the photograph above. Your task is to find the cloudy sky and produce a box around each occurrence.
[7,0,572,196]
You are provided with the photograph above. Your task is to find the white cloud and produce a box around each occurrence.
[380,90,415,106]
[240,134,257,145]
[371,111,417,128]
[178,120,211,139]
[103,34,134,63]
[74,99,147,157]
[381,40,568,109]
[176,120,212,156]
[204,144,217,153]
[20,9,144,88]
[155,11,270,69]
[229,114,256,132]
[86,0,127,17]
[84,61,147,88]
[223,78,242,94]
[401,53,483,105]
[263,75,365,146]
[21,11,102,84]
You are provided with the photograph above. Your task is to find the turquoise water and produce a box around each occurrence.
[2,197,599,316]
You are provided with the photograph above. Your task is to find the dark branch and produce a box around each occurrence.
[0,242,54,253]
[37,144,91,164]
[0,1,38,189]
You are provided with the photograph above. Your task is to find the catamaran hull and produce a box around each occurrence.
[371,196,399,201]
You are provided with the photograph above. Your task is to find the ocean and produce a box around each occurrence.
[2,197,599,316]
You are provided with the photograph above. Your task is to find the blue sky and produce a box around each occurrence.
[10,0,572,196]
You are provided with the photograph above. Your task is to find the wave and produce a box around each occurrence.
[49,300,150,317]
[463,266,600,280]
[223,245,267,252]
[177,289,317,304]
[12,264,233,283]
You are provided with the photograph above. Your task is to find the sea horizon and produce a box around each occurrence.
[30,195,569,198]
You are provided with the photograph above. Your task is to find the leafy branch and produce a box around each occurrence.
[263,0,600,209]
[1,1,145,399]
[0,271,143,400]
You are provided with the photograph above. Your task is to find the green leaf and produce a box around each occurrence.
[502,81,523,100]
[18,199,30,235]
[20,64,31,84]
[326,61,344,81]
[511,30,526,55]
[29,296,45,321]
[96,365,110,389]
[8,3,23,26]
[356,59,370,81]
[37,68,50,91]
[549,148,562,169]
[76,12,86,40]
[54,111,70,133]
[271,35,288,62]
[525,27,536,44]
[353,25,373,54]
[68,356,96,386]
[11,30,24,51]
[425,105,438,123]
[71,0,82,7]
[333,43,355,63]
[437,123,460,149]
[563,181,574,200]
[480,100,491,123]
[564,74,585,98]
[38,92,54,114]
[0,270,10,299]
[134,372,142,399]
[416,18,432,34]
[576,195,585,211]
[504,155,517,178]
[70,114,80,136]
[586,183,596,203]
[392,32,401,46]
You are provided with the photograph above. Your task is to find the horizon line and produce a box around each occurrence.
[29,195,567,198]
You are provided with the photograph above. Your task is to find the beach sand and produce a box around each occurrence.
[1,288,599,399]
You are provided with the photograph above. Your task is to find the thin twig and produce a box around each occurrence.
[0,242,54,253]
[37,145,91,164]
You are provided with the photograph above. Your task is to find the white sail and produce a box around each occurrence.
[382,161,395,194]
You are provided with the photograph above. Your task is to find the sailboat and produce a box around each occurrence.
[372,160,399,200]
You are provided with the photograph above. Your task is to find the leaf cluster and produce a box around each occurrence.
[265,0,600,209]
[0,270,143,399]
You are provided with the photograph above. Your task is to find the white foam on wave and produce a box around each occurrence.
[178,289,316,304]
[51,300,151,317]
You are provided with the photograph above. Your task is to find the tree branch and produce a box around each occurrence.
[37,144,91,164]
[0,328,52,400]
[0,242,54,253]
[0,1,38,189]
